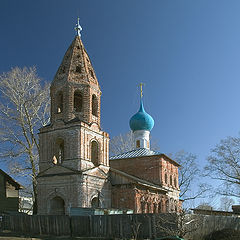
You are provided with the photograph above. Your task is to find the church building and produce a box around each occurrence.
[37,20,180,215]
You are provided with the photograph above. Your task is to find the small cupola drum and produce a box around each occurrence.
[129,84,154,149]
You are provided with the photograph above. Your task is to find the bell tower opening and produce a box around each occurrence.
[56,91,63,113]
[92,94,98,117]
[91,140,99,166]
[55,138,64,164]
[76,65,82,73]
[74,91,83,112]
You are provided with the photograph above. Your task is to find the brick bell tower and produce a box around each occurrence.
[37,19,111,215]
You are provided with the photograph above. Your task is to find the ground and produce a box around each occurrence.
[0,231,112,240]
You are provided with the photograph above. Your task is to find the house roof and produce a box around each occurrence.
[110,148,180,167]
[109,148,161,160]
[0,169,22,189]
[110,167,168,193]
[191,208,239,216]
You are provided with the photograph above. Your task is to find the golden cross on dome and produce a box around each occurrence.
[139,82,144,98]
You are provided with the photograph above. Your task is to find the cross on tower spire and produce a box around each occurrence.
[75,17,82,37]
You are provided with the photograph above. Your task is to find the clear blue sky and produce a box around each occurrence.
[1,0,240,199]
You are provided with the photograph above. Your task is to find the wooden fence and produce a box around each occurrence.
[190,215,240,240]
[3,213,239,239]
[0,213,175,239]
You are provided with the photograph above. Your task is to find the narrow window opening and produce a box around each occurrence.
[170,175,173,186]
[92,95,98,116]
[136,140,140,148]
[56,92,63,113]
[165,173,168,184]
[91,140,99,166]
[147,202,151,213]
[74,91,83,112]
[53,139,64,164]
[174,178,177,187]
[59,142,64,163]
[158,201,162,213]
[153,203,158,213]
[76,66,82,73]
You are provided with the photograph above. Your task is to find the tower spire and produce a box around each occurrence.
[75,17,82,37]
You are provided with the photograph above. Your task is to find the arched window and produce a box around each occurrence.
[170,175,173,186]
[165,173,168,184]
[92,95,98,116]
[56,91,63,113]
[91,140,99,166]
[91,197,100,208]
[158,201,162,213]
[59,142,64,163]
[147,202,151,213]
[153,203,158,213]
[56,138,64,164]
[136,140,140,148]
[174,178,177,188]
[74,91,83,112]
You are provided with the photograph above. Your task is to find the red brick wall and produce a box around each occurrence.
[111,184,170,213]
[110,156,161,185]
[111,185,136,210]
[160,157,179,189]
[110,155,179,190]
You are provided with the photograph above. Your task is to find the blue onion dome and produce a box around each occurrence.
[129,99,154,132]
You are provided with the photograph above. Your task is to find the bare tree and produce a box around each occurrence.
[219,197,235,211]
[0,67,50,214]
[109,131,160,156]
[205,135,240,198]
[131,218,142,240]
[172,151,210,202]
[156,210,202,239]
[110,131,135,156]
